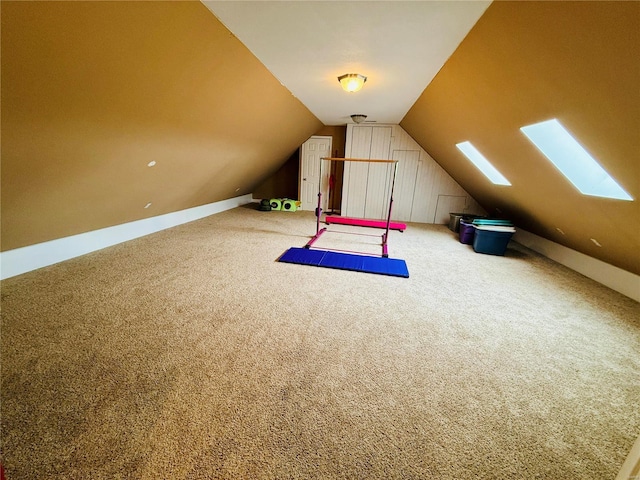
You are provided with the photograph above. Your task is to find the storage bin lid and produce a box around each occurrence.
[475,225,516,233]
[472,219,513,226]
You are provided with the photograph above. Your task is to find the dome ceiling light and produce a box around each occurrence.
[338,73,367,93]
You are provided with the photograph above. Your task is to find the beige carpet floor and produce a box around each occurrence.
[1,205,639,479]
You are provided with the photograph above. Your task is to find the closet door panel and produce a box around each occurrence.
[391,150,420,222]
[342,126,372,218]
[363,163,391,219]
[410,154,438,223]
[363,127,392,219]
[342,124,484,224]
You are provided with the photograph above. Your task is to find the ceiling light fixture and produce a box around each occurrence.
[338,73,367,93]
[350,114,367,124]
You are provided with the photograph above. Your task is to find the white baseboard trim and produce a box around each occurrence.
[513,229,640,302]
[0,194,253,280]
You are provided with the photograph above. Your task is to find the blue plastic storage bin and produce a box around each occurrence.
[473,225,516,255]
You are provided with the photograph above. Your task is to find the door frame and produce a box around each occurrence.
[299,135,333,211]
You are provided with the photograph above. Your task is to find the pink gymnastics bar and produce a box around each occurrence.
[305,227,327,248]
[325,216,406,232]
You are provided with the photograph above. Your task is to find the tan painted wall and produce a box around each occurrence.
[253,149,300,201]
[401,1,640,275]
[253,125,346,208]
[1,1,321,251]
[314,126,346,160]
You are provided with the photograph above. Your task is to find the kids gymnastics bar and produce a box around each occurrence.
[278,157,409,277]
[306,157,403,258]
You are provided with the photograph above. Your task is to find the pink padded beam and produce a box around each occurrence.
[325,216,406,232]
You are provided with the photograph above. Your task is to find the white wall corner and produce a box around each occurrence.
[0,194,253,280]
[513,229,640,303]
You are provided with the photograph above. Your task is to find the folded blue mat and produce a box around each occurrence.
[278,247,409,278]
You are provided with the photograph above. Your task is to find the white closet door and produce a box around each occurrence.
[342,125,392,219]
[342,124,484,224]
[410,153,438,223]
[363,127,392,219]
[342,126,372,218]
[391,150,420,222]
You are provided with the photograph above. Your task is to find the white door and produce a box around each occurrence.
[391,150,420,221]
[342,126,372,218]
[300,136,332,212]
[342,125,392,219]
[363,127,393,219]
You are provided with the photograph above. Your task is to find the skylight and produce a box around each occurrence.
[521,119,633,201]
[456,141,511,186]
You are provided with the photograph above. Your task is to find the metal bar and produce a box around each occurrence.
[305,227,327,248]
[321,229,381,238]
[382,233,389,258]
[384,161,399,245]
[316,192,322,234]
[316,154,323,234]
[307,246,382,257]
[321,157,399,164]
[325,215,406,231]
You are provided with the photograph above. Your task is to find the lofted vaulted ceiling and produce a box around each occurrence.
[203,1,490,125]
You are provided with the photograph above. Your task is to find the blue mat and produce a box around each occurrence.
[278,247,409,278]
